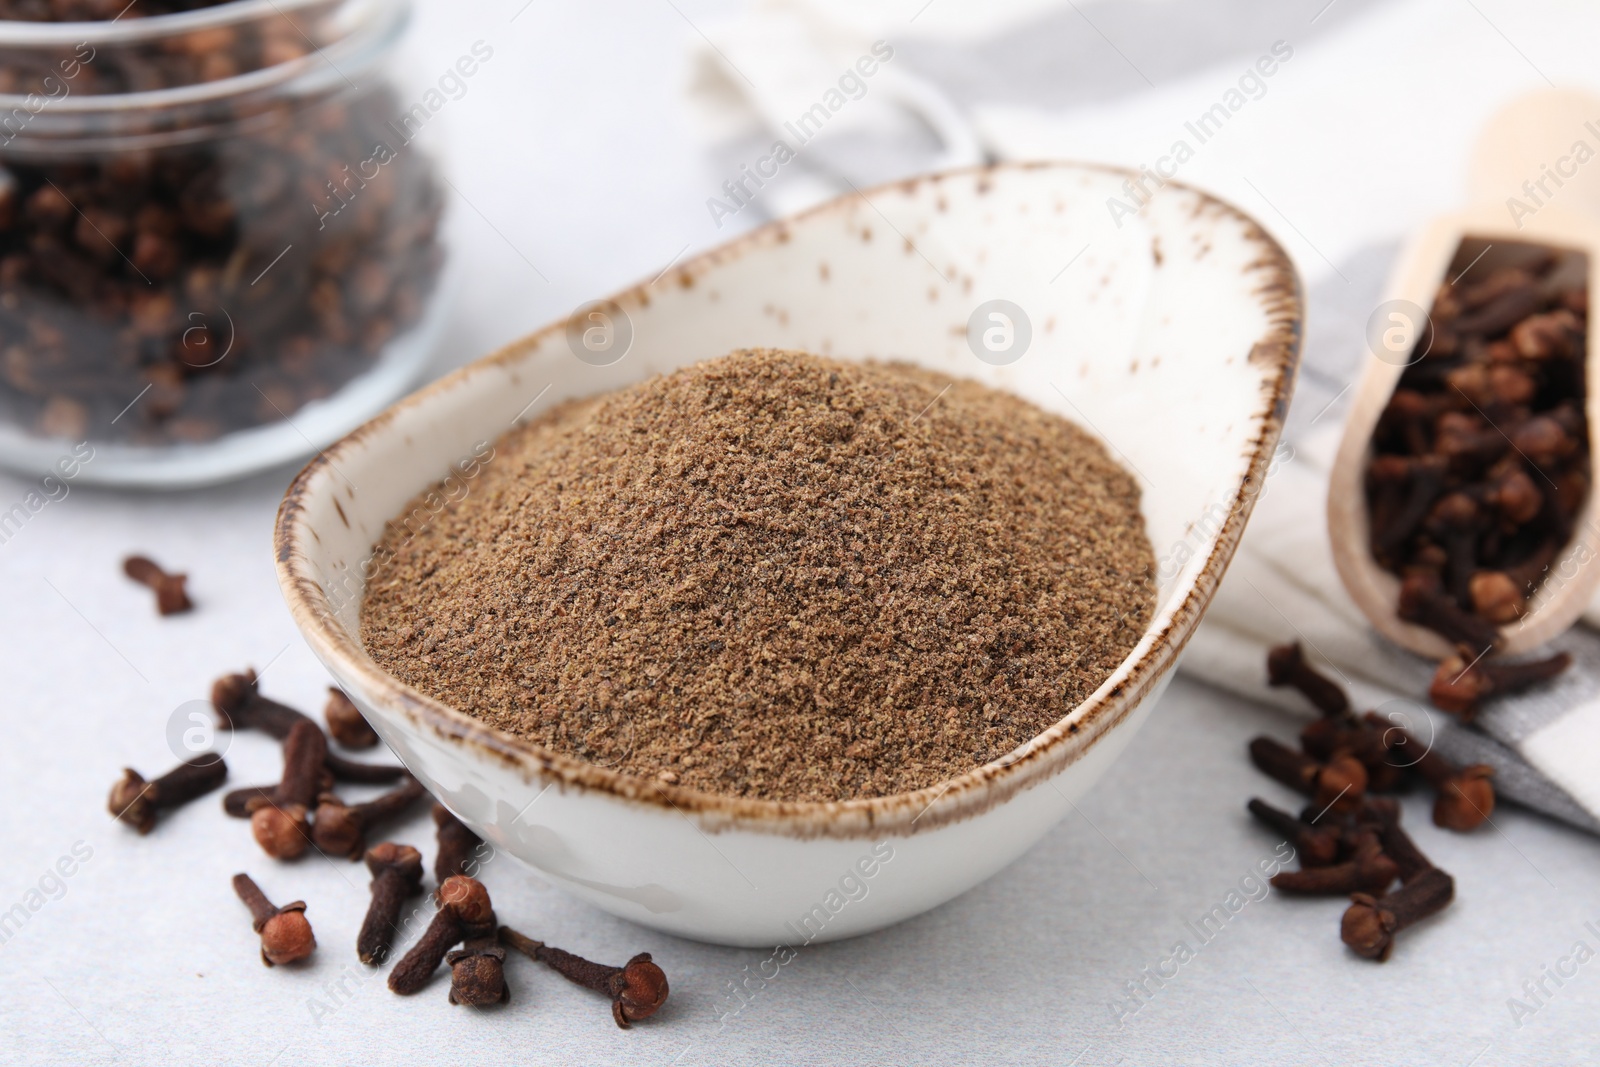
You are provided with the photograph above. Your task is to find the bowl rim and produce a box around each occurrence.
[275,160,1303,840]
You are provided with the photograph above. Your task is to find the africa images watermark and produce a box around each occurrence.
[713,841,896,1031]
[0,840,94,951]
[1505,918,1600,1028]
[314,39,496,229]
[0,40,95,146]
[1152,440,1293,584]
[0,441,95,548]
[1107,842,1295,1027]
[1504,117,1600,230]
[1105,40,1295,228]
[705,40,896,229]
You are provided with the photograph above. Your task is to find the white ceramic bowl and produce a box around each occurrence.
[275,163,1302,947]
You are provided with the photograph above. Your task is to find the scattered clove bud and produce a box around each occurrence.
[122,554,193,615]
[108,755,227,834]
[223,785,277,819]
[1248,737,1367,814]
[433,804,484,888]
[212,670,296,734]
[1365,712,1495,831]
[446,935,510,1006]
[1428,649,1572,720]
[1361,797,1437,884]
[1270,832,1399,896]
[1299,715,1406,793]
[1341,866,1455,961]
[312,776,427,860]
[388,876,495,995]
[1266,642,1348,716]
[324,687,379,749]
[1246,798,1341,868]
[499,926,669,1028]
[232,872,315,966]
[247,719,326,860]
[222,771,332,820]
[212,669,407,783]
[357,842,424,965]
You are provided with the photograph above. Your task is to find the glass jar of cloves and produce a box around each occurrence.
[0,0,447,486]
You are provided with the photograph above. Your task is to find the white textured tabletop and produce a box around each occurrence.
[2,1,1598,1064]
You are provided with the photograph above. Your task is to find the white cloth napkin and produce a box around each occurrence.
[685,0,1600,281]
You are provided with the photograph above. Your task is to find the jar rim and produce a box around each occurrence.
[0,0,351,46]
[0,0,407,151]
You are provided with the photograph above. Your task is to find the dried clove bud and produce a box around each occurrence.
[388,876,495,995]
[1266,642,1348,716]
[1270,832,1399,896]
[1299,715,1407,794]
[212,669,407,783]
[122,555,193,615]
[1248,737,1367,814]
[1510,309,1580,360]
[1369,454,1448,560]
[1246,798,1341,867]
[1467,571,1526,624]
[312,777,427,860]
[433,803,484,888]
[108,755,227,833]
[1428,650,1571,719]
[499,926,669,1028]
[223,785,278,819]
[357,843,424,965]
[1433,413,1508,474]
[1485,466,1542,525]
[1423,492,1483,606]
[1511,414,1578,469]
[1361,797,1437,883]
[1365,712,1495,830]
[324,687,379,749]
[232,873,315,966]
[222,768,333,820]
[446,936,510,1006]
[248,720,326,860]
[1341,866,1455,961]
[1454,282,1543,335]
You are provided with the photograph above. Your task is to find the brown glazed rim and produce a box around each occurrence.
[276,161,1304,840]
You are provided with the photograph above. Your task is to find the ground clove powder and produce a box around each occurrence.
[361,349,1155,802]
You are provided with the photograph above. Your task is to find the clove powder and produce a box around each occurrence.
[361,349,1155,802]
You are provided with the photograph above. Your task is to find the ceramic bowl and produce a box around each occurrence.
[275,162,1302,947]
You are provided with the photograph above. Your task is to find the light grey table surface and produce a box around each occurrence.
[2,1,1598,1064]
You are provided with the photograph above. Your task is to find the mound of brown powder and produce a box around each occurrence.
[360,348,1155,802]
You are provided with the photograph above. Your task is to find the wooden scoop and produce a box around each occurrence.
[1328,89,1600,658]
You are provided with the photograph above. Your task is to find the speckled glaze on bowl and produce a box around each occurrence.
[275,162,1302,947]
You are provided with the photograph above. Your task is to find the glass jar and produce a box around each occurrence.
[0,0,447,486]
